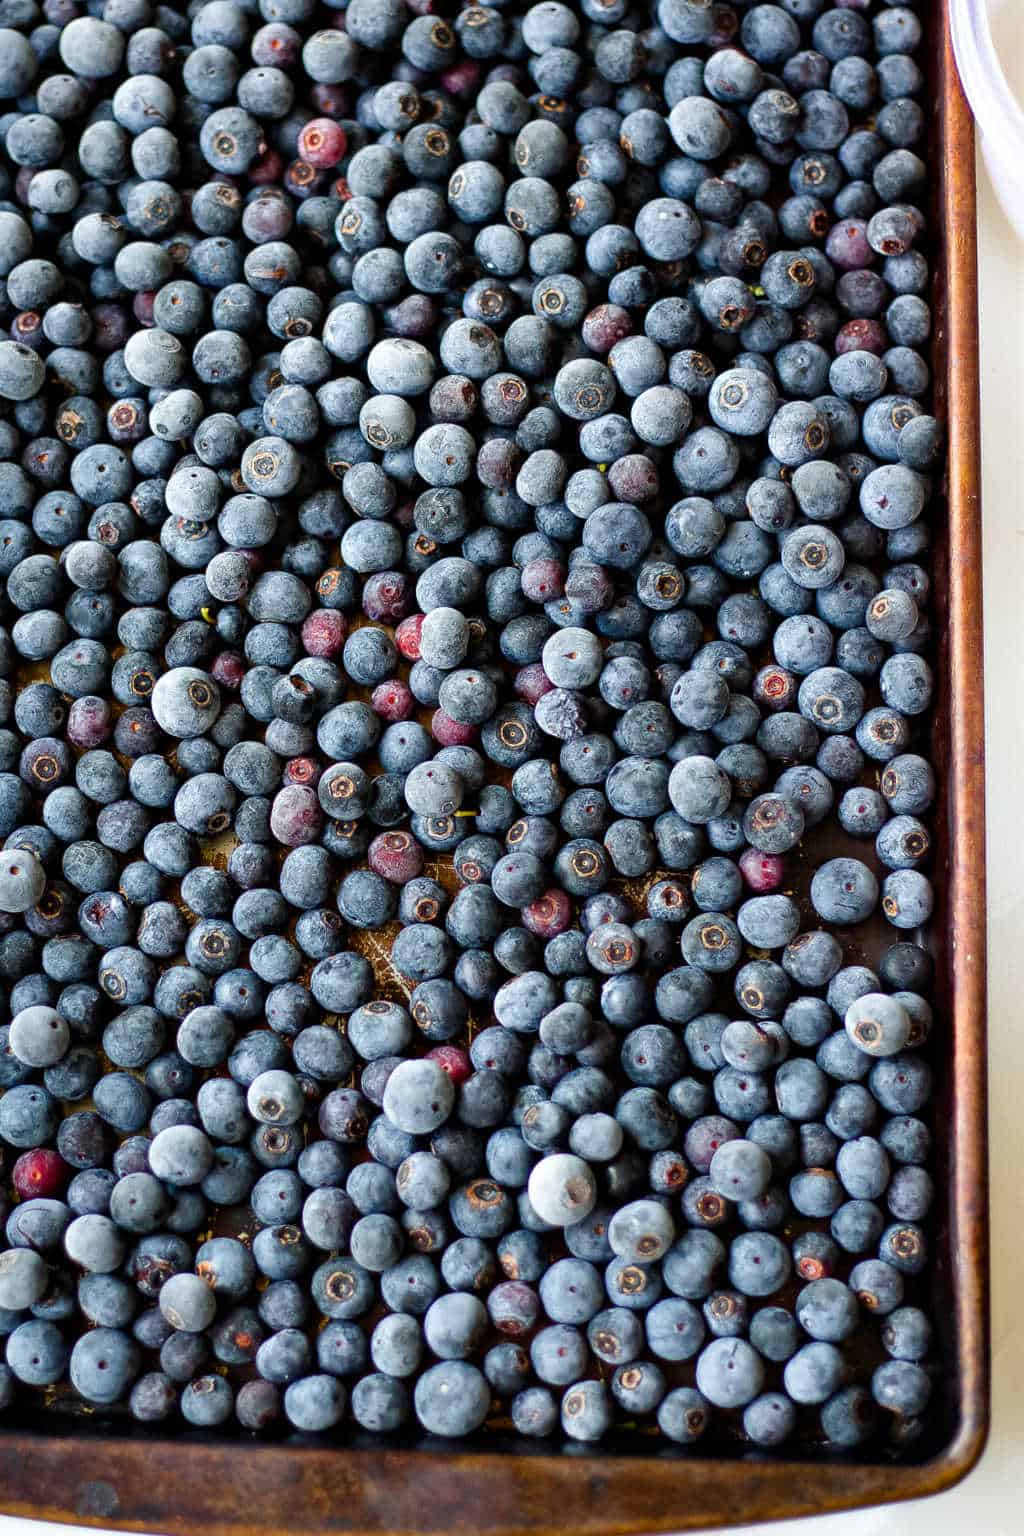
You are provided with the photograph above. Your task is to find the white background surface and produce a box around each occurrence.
[0,115,1020,1536]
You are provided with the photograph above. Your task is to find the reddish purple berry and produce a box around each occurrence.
[211,652,245,689]
[298,118,347,169]
[363,571,411,622]
[426,1045,472,1085]
[608,454,659,503]
[752,666,798,713]
[283,757,321,788]
[132,291,156,328]
[521,558,565,605]
[301,609,347,658]
[251,22,301,67]
[368,831,425,884]
[582,304,633,353]
[249,148,286,186]
[383,293,436,339]
[487,1281,541,1337]
[521,889,573,939]
[12,1148,70,1200]
[270,785,323,847]
[477,438,522,489]
[67,696,111,748]
[395,614,424,660]
[835,318,888,355]
[825,220,873,271]
[440,60,480,97]
[431,710,477,747]
[310,83,349,116]
[372,680,415,722]
[515,664,554,706]
[739,849,787,893]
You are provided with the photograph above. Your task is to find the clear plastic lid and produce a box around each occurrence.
[950,0,1024,239]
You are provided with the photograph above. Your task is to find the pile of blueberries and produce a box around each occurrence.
[0,0,942,1450]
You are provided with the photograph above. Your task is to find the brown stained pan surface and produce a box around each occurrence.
[0,5,988,1533]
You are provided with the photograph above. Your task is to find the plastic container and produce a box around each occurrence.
[950,0,1024,239]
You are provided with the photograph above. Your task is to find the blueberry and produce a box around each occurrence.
[527,1153,597,1228]
[796,1278,860,1343]
[0,1248,49,1310]
[0,0,948,1446]
[784,1341,848,1406]
[9,1005,70,1068]
[381,1059,456,1135]
[0,848,47,913]
[414,1361,490,1436]
[367,1312,422,1382]
[695,1337,764,1409]
[879,1305,933,1365]
[148,1125,214,1187]
[180,1373,234,1428]
[67,1324,141,1408]
[750,1306,801,1363]
[3,1317,67,1388]
[158,1272,217,1334]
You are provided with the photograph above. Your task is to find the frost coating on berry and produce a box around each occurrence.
[0,0,946,1451]
[150,667,221,738]
[844,993,912,1057]
[0,848,46,912]
[9,1005,70,1067]
[382,1058,456,1135]
[527,1153,598,1228]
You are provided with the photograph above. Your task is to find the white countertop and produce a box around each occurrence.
[1,142,1018,1536]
